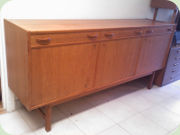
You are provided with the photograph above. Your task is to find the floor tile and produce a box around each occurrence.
[173,94,180,99]
[1,79,180,135]
[154,85,180,97]
[171,84,180,99]
[58,98,115,135]
[20,132,38,135]
[0,110,31,135]
[69,109,115,135]
[118,114,168,135]
[32,118,85,135]
[160,97,180,115]
[29,127,53,135]
[172,80,180,87]
[95,99,138,123]
[141,105,180,131]
[136,88,171,103]
[98,125,130,135]
[116,92,154,112]
[51,117,85,135]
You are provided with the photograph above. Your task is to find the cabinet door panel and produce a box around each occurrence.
[136,34,171,74]
[31,43,98,107]
[95,38,141,87]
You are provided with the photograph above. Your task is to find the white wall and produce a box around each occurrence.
[0,0,173,111]
[2,0,152,19]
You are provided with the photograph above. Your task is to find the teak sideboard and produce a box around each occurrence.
[4,19,175,131]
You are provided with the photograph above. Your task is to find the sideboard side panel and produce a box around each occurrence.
[4,20,30,109]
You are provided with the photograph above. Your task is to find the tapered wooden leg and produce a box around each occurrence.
[147,72,155,89]
[38,105,52,132]
[153,8,158,21]
[45,105,52,131]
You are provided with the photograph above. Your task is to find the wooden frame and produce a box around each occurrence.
[151,0,179,86]
[4,19,175,132]
[151,0,178,23]
[151,0,177,10]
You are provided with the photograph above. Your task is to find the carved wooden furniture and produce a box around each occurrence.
[151,0,178,22]
[151,0,180,85]
[151,0,177,9]
[4,19,175,131]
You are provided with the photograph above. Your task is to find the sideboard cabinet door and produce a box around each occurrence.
[95,38,141,88]
[136,34,171,74]
[31,43,98,107]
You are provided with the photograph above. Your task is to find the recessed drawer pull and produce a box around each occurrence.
[134,31,143,35]
[104,33,115,38]
[87,35,98,39]
[36,38,51,45]
[146,30,154,34]
[175,57,180,60]
[167,28,172,32]
[177,50,180,53]
[170,77,174,81]
[172,70,176,73]
[173,63,179,66]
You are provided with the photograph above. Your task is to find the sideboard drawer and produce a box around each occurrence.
[102,28,143,40]
[31,32,101,48]
[144,26,173,36]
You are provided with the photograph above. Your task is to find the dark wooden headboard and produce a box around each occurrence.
[151,0,177,9]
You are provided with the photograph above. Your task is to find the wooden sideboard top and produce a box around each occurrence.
[5,19,175,34]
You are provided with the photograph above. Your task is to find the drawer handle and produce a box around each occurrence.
[87,35,98,39]
[170,77,174,81]
[104,33,115,38]
[134,31,143,35]
[146,30,154,34]
[175,57,180,60]
[167,28,172,32]
[36,38,51,45]
[172,70,176,73]
[173,63,179,66]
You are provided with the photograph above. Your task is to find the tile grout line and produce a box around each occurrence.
[55,106,87,135]
[141,104,180,133]
[56,99,118,135]
[116,124,133,135]
[158,95,180,117]
[94,124,116,135]
[92,104,141,135]
[81,87,172,135]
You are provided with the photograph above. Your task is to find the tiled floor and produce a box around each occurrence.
[1,79,180,135]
